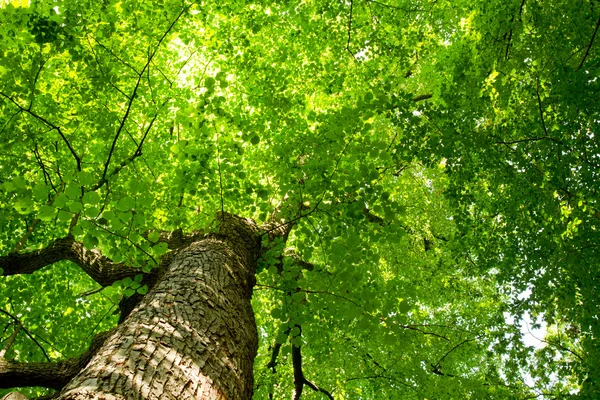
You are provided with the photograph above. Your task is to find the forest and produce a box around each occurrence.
[0,0,598,398]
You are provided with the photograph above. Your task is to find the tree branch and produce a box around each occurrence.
[291,335,304,400]
[578,13,600,70]
[291,326,334,400]
[0,330,112,390]
[0,324,21,358]
[535,78,548,137]
[413,93,432,102]
[0,310,49,362]
[346,0,354,56]
[101,5,190,182]
[0,93,81,171]
[0,236,146,287]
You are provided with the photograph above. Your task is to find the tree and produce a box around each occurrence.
[0,0,598,398]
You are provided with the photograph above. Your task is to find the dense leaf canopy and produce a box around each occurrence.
[0,0,598,398]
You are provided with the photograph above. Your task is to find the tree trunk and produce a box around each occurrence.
[57,215,261,400]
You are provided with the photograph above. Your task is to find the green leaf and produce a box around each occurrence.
[12,176,26,190]
[57,210,73,222]
[83,233,99,249]
[82,191,102,205]
[148,231,160,242]
[136,285,149,295]
[152,242,169,256]
[275,332,288,344]
[116,196,135,211]
[13,197,34,214]
[37,205,57,221]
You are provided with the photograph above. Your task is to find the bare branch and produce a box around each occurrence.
[0,236,146,287]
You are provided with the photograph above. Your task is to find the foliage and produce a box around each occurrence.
[0,0,598,398]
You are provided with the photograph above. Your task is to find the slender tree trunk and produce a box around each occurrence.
[57,215,261,400]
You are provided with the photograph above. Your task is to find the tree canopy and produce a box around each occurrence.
[0,0,598,398]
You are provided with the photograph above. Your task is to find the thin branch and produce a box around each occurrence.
[495,136,562,146]
[432,336,480,371]
[91,38,140,76]
[504,0,525,60]
[77,287,104,297]
[32,145,56,192]
[0,330,113,390]
[13,219,41,254]
[383,318,451,342]
[0,93,81,171]
[413,93,432,102]
[88,220,158,266]
[28,56,47,110]
[262,134,354,237]
[346,0,354,56]
[90,99,165,191]
[578,13,600,70]
[535,78,548,137]
[0,324,22,358]
[0,110,21,136]
[303,378,334,400]
[101,5,190,182]
[0,310,50,362]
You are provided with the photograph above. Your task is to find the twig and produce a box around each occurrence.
[91,99,165,191]
[432,336,480,372]
[101,5,190,182]
[535,78,548,137]
[0,309,50,362]
[13,219,41,253]
[0,110,21,136]
[0,92,81,171]
[346,0,354,56]
[28,55,47,110]
[32,144,56,191]
[92,38,140,75]
[88,220,158,265]
[413,93,432,102]
[578,13,600,70]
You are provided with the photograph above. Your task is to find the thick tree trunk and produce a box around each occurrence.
[56,215,261,400]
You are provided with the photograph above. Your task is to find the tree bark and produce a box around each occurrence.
[55,214,261,399]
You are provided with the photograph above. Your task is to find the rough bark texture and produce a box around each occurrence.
[56,214,261,399]
[0,236,143,287]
